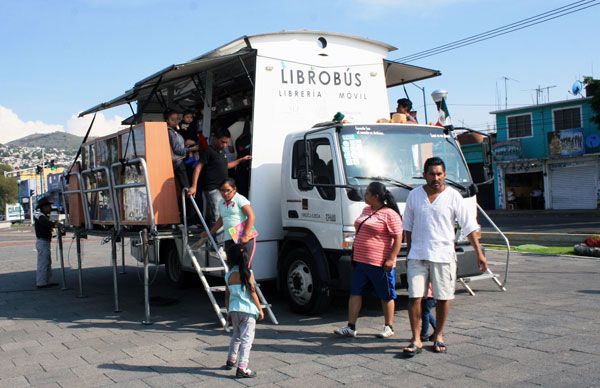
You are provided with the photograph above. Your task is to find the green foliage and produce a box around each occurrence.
[583,76,600,127]
[0,163,12,173]
[0,174,18,215]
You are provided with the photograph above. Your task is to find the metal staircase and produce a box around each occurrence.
[181,190,278,330]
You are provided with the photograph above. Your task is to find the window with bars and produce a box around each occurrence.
[507,114,532,139]
[553,107,581,131]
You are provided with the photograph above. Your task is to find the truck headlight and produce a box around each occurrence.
[342,231,355,250]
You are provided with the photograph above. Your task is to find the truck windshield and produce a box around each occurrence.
[339,125,472,194]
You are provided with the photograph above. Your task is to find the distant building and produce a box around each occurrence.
[490,95,600,210]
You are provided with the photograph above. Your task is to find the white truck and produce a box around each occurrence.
[77,31,496,314]
[5,203,25,223]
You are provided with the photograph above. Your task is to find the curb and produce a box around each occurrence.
[481,231,586,247]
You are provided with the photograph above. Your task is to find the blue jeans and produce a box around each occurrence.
[421,297,437,336]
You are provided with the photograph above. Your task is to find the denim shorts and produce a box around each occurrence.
[350,262,396,301]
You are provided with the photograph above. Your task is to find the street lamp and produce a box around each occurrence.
[411,82,428,124]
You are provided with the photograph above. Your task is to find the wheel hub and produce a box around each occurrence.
[287,259,313,305]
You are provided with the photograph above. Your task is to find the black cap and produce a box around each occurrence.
[35,196,52,209]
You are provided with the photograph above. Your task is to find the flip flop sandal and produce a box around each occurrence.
[402,342,423,357]
[433,341,447,353]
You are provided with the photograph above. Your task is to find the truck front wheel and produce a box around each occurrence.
[282,247,331,314]
[165,247,193,288]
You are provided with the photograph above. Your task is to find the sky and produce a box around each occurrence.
[0,0,599,143]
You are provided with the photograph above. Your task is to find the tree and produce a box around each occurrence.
[0,164,18,215]
[583,76,600,128]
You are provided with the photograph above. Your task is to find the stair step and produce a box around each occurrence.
[209,286,227,292]
[203,267,226,272]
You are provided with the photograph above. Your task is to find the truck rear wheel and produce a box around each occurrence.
[282,247,331,314]
[165,247,193,288]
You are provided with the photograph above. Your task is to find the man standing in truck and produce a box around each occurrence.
[402,157,487,356]
[188,128,252,228]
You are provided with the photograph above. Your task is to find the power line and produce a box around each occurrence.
[394,0,599,63]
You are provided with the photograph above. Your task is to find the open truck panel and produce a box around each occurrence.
[62,31,508,320]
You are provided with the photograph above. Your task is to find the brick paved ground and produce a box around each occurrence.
[1,229,599,387]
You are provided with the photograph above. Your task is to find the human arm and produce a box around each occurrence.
[405,231,412,256]
[200,217,223,238]
[227,155,252,169]
[384,233,402,271]
[248,272,264,320]
[187,162,203,197]
[455,194,486,271]
[240,204,255,244]
[467,230,487,272]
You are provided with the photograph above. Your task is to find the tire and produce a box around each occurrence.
[282,247,331,314]
[165,247,193,288]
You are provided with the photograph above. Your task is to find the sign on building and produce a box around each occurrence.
[548,128,585,157]
[492,141,522,161]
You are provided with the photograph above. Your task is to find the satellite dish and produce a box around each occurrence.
[571,80,583,96]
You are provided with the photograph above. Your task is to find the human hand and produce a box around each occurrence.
[383,259,394,272]
[477,253,488,272]
[242,155,252,161]
[187,187,196,197]
[258,310,264,321]
[240,235,250,244]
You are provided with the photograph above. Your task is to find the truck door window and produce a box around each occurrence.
[292,138,336,201]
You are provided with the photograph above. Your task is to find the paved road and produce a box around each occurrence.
[1,229,600,387]
[479,210,600,235]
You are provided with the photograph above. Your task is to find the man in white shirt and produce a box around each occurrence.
[402,157,487,356]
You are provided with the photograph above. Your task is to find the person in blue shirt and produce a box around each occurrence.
[201,178,257,266]
[223,243,264,378]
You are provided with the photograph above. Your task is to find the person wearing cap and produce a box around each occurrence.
[396,98,418,123]
[34,196,58,288]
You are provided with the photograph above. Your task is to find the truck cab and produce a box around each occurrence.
[280,122,480,313]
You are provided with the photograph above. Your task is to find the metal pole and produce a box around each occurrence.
[76,233,85,298]
[111,230,121,313]
[141,229,152,325]
[120,237,126,274]
[57,224,67,290]
[422,86,428,124]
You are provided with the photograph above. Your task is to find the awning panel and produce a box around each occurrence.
[384,60,441,88]
[79,49,254,117]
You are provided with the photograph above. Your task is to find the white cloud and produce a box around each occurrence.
[66,112,127,138]
[0,105,126,144]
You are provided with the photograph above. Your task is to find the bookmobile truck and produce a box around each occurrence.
[60,31,509,328]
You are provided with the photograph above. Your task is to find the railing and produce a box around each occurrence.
[110,158,156,233]
[60,171,91,229]
[81,166,119,230]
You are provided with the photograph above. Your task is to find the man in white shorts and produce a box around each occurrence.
[402,157,487,356]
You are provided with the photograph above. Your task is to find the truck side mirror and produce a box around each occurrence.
[297,169,314,191]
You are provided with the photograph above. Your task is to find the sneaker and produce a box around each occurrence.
[334,326,357,337]
[236,367,257,378]
[223,360,235,370]
[376,325,394,338]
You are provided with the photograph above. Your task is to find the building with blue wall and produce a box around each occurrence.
[490,96,600,210]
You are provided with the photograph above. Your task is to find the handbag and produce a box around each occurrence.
[350,209,380,266]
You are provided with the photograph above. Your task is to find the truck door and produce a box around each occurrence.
[284,135,342,250]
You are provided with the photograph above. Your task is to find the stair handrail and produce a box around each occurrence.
[182,189,229,272]
[477,204,511,286]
